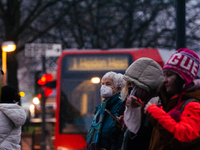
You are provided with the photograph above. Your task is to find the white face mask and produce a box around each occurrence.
[100,85,113,98]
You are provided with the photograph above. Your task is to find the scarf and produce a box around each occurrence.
[87,99,107,150]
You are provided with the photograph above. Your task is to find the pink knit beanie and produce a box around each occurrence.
[163,48,200,89]
[163,48,200,122]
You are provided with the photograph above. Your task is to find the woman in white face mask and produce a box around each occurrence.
[87,71,126,150]
[100,74,122,99]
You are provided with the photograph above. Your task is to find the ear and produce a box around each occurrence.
[117,87,121,93]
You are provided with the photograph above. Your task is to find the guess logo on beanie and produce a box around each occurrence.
[163,48,200,87]
[168,53,199,76]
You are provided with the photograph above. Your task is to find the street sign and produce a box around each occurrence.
[25,43,62,57]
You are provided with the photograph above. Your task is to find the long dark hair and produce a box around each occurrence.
[158,73,185,109]
[175,74,185,93]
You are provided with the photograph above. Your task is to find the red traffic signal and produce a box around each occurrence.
[38,93,42,99]
[43,87,53,97]
[37,87,53,98]
[37,74,53,85]
[37,73,54,97]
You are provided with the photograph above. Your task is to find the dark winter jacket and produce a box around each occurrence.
[121,57,163,150]
[97,93,125,150]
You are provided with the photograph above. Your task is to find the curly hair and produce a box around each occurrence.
[102,71,126,89]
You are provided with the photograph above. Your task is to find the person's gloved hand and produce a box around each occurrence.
[144,101,153,113]
[126,95,141,108]
[144,96,159,113]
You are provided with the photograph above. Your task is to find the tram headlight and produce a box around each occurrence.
[91,77,100,84]
[57,147,69,150]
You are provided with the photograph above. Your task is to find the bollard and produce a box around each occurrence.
[32,128,41,150]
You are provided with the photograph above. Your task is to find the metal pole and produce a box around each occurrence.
[41,91,46,150]
[176,0,186,49]
[41,56,46,150]
[2,51,7,86]
[42,56,46,72]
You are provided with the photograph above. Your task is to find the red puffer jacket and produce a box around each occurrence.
[146,89,200,150]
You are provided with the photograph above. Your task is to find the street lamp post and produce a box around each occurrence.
[176,0,185,49]
[1,41,16,86]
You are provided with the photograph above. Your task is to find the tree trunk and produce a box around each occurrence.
[7,51,19,91]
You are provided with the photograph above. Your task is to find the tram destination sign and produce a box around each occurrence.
[66,54,130,71]
[25,43,62,57]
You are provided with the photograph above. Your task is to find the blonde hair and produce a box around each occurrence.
[120,81,130,101]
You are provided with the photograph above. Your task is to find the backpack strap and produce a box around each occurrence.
[179,99,199,113]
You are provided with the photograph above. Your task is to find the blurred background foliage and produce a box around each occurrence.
[0,0,199,99]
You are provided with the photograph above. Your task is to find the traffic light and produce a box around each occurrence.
[37,74,53,85]
[35,71,55,97]
[37,73,54,97]
[35,71,45,95]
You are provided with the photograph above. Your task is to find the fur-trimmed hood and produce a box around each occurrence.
[123,57,164,92]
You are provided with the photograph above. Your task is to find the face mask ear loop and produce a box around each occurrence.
[116,86,121,93]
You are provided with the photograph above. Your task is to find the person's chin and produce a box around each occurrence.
[166,88,171,93]
[166,89,174,95]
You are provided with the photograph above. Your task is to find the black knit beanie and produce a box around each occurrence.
[1,86,20,103]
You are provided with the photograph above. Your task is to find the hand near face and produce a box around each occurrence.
[126,95,141,108]
[144,101,153,113]
[144,96,159,113]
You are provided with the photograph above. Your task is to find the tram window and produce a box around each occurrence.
[59,78,101,134]
[59,53,132,134]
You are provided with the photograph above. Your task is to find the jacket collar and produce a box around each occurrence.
[160,88,200,112]
[106,93,120,109]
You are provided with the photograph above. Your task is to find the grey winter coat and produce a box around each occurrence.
[0,104,26,150]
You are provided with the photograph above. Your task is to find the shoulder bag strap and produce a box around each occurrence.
[179,99,199,113]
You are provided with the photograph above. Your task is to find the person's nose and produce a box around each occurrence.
[163,76,168,83]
